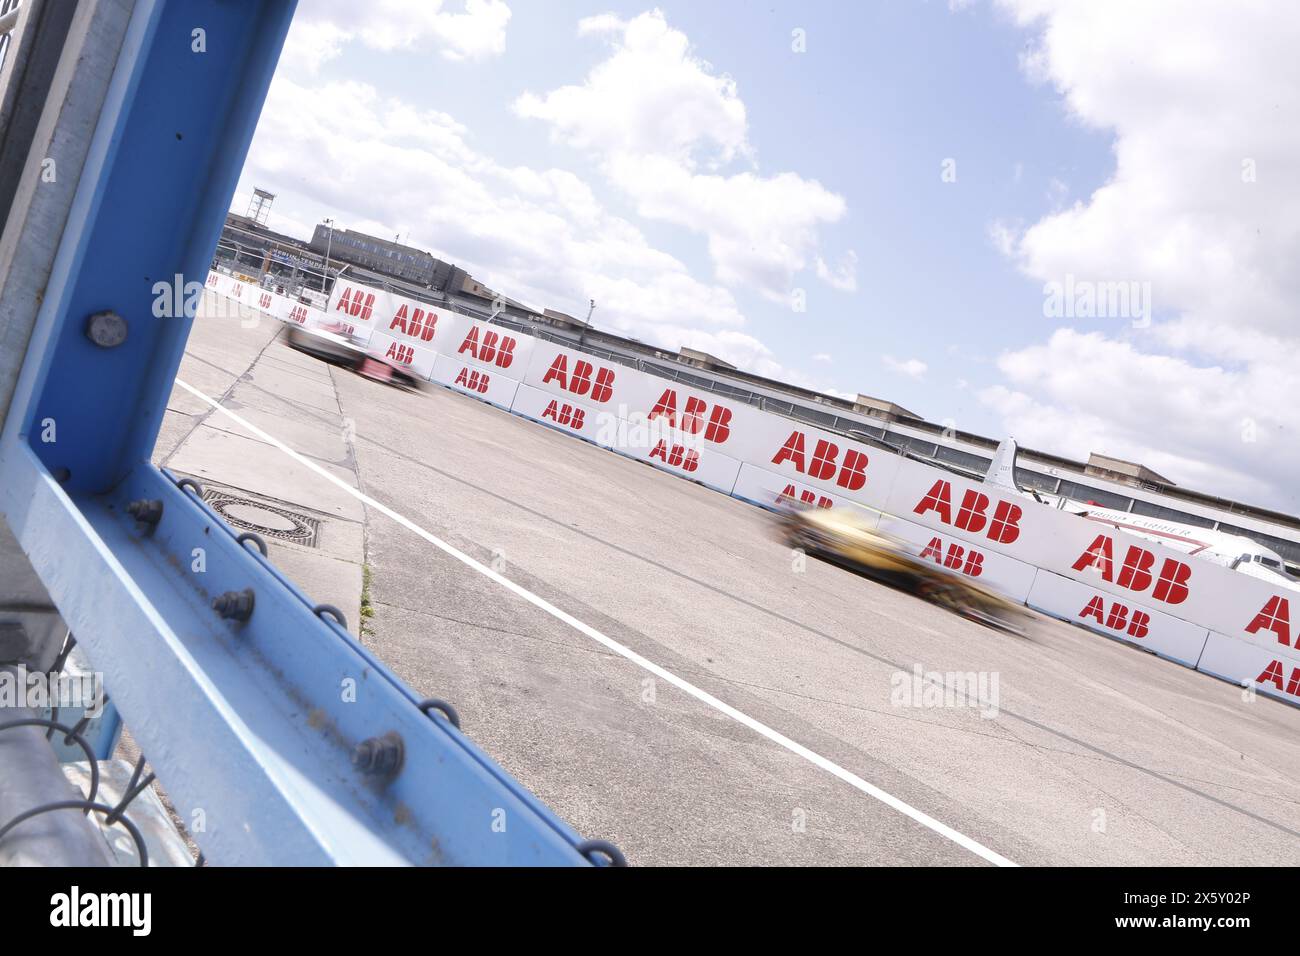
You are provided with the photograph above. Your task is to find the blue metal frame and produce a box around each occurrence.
[0,0,593,865]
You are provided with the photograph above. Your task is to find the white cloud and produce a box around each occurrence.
[987,219,1018,257]
[978,329,1297,508]
[605,154,846,300]
[238,75,858,385]
[514,9,851,300]
[986,0,1300,511]
[883,355,928,379]
[517,10,748,165]
[812,352,833,363]
[282,0,511,73]
[816,251,859,293]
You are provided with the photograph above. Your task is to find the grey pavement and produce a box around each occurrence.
[152,294,365,635]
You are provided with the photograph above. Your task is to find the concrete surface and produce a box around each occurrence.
[152,295,365,634]
[162,308,1300,867]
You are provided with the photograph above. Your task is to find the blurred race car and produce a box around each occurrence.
[779,504,1030,635]
[284,320,424,391]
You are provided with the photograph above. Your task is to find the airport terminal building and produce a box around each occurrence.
[213,211,1300,574]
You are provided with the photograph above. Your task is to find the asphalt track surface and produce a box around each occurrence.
[187,323,1300,866]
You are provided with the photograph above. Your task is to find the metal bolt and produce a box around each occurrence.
[85,310,128,348]
[211,588,255,622]
[125,499,163,526]
[352,731,404,777]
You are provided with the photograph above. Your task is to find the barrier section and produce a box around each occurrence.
[1194,589,1300,704]
[366,330,438,380]
[877,515,1038,603]
[372,292,466,351]
[1026,570,1209,666]
[324,277,386,343]
[326,280,483,352]
[613,431,743,493]
[522,341,638,412]
[1197,630,1300,705]
[750,418,902,513]
[443,317,536,381]
[510,384,610,446]
[431,354,521,409]
[730,462,859,513]
[618,376,779,465]
[206,271,324,329]
[878,456,1290,641]
[883,457,1075,567]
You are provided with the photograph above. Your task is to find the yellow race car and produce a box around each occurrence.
[779,504,1030,635]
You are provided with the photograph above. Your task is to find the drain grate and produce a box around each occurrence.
[201,488,321,548]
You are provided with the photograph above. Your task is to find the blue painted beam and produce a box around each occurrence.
[0,0,603,865]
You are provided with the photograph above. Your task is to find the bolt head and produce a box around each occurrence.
[86,310,128,348]
[211,588,254,622]
[126,499,163,525]
[352,732,403,777]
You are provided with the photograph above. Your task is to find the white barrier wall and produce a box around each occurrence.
[522,341,633,410]
[758,421,901,513]
[368,330,438,380]
[207,271,1300,704]
[1198,630,1300,706]
[431,353,521,409]
[730,462,860,513]
[1026,571,1209,666]
[877,515,1038,603]
[510,384,608,445]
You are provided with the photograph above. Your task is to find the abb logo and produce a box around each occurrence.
[542,400,585,430]
[258,292,273,310]
[335,287,375,322]
[287,305,309,325]
[1244,595,1299,648]
[913,481,1021,544]
[649,440,699,472]
[231,283,243,298]
[454,367,490,393]
[206,273,218,288]
[919,536,984,578]
[777,485,833,509]
[1255,659,1300,696]
[459,327,516,369]
[771,432,867,490]
[389,303,436,342]
[1070,535,1191,605]
[647,389,732,444]
[385,343,413,365]
[541,355,615,403]
[1078,595,1150,638]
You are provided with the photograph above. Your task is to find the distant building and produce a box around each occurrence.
[307,224,467,292]
[678,347,736,372]
[1084,453,1174,488]
[461,275,498,301]
[852,394,920,424]
[542,308,588,331]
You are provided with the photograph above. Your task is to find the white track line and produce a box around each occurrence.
[175,377,1017,867]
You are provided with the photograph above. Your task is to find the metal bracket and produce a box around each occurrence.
[0,0,601,865]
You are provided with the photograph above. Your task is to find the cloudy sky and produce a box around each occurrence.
[231,0,1300,514]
